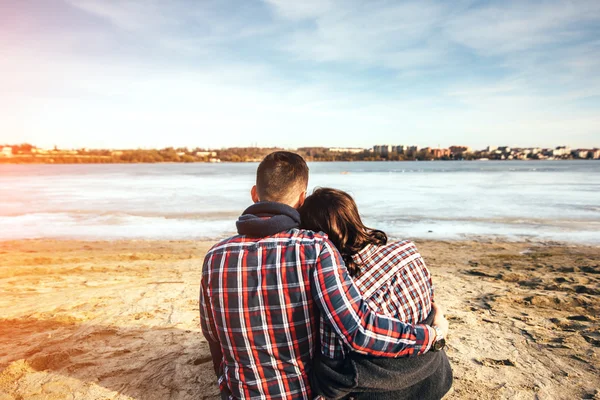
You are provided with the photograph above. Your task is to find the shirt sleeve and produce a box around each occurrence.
[311,239,435,358]
[199,253,224,378]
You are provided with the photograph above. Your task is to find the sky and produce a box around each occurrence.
[1,0,599,150]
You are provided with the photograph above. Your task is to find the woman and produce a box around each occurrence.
[299,188,453,400]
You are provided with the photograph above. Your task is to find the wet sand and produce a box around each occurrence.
[0,239,598,400]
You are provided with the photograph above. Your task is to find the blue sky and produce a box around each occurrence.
[1,0,599,149]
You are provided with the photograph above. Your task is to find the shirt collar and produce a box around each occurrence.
[350,243,378,265]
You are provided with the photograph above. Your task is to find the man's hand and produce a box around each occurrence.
[431,302,449,339]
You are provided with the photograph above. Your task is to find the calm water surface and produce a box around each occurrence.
[1,161,599,243]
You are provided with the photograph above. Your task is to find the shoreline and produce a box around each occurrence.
[2,159,599,165]
[1,239,599,399]
[2,236,599,247]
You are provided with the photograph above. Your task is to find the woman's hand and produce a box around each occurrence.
[431,302,449,339]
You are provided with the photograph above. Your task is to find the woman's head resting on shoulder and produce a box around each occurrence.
[299,187,387,276]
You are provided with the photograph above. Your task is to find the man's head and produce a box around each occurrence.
[251,151,309,208]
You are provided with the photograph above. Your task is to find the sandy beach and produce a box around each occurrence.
[0,239,598,400]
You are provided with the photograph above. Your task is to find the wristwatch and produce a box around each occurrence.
[432,325,446,351]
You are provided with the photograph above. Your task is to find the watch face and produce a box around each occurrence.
[434,337,446,351]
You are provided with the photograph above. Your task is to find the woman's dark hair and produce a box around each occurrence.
[299,188,387,277]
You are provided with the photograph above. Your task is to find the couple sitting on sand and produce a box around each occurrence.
[200,151,453,400]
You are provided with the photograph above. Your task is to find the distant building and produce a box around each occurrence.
[111,151,123,156]
[393,145,406,154]
[1,147,13,157]
[407,145,420,154]
[592,149,600,159]
[196,151,217,157]
[498,146,511,153]
[486,146,497,152]
[373,145,393,156]
[449,146,471,154]
[430,148,450,158]
[553,146,571,156]
[576,150,590,159]
[33,148,52,154]
[329,148,365,154]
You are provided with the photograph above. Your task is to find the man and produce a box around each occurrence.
[200,151,448,400]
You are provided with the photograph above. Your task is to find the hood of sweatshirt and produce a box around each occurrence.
[236,201,301,237]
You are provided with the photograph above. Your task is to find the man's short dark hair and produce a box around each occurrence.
[256,151,309,202]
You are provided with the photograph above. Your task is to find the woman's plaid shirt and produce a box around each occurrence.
[200,229,434,400]
[320,240,435,360]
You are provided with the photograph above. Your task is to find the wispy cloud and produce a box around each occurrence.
[268,1,450,70]
[64,0,172,31]
[445,1,600,55]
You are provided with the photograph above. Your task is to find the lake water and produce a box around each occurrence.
[1,161,599,244]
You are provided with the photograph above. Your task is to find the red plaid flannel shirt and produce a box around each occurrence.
[320,240,434,359]
[200,230,434,400]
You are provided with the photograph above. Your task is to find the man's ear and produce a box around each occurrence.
[296,190,307,208]
[251,185,260,203]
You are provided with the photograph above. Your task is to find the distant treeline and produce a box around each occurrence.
[1,145,451,164]
[0,144,595,164]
